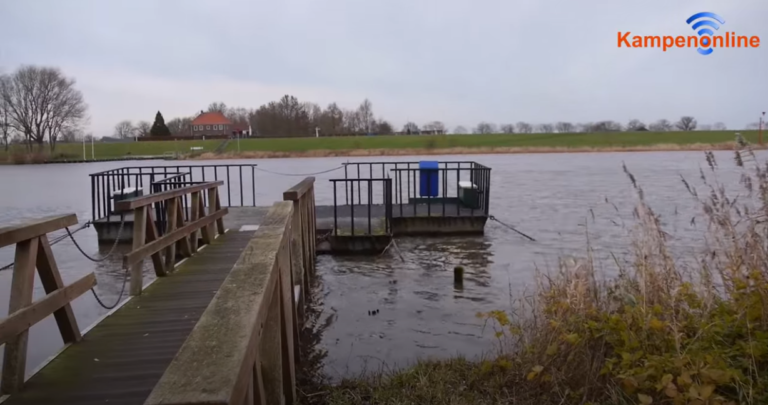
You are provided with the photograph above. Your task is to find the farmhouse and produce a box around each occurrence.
[190,111,250,138]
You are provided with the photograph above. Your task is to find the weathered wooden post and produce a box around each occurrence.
[0,214,96,394]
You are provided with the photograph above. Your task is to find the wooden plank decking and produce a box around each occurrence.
[1,229,256,405]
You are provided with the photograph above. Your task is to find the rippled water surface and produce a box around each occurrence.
[0,150,760,379]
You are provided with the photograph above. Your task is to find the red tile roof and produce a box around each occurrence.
[231,122,250,132]
[192,111,232,126]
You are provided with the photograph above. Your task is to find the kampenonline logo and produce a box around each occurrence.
[618,12,760,55]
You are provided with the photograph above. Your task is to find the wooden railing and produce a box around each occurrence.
[146,178,317,405]
[283,176,317,320]
[114,181,228,295]
[0,214,96,395]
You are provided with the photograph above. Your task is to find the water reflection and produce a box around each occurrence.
[315,235,496,381]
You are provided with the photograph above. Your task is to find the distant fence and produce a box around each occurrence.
[137,135,233,142]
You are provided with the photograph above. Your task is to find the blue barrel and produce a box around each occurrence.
[419,161,439,197]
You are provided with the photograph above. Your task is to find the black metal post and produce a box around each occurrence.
[239,166,244,206]
[368,179,372,235]
[350,180,355,236]
[333,181,338,235]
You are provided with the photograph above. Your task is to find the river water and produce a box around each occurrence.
[0,150,758,381]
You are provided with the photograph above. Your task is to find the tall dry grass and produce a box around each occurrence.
[320,144,768,405]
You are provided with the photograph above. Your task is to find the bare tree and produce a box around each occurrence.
[675,116,697,131]
[699,124,713,131]
[422,121,446,133]
[595,121,623,132]
[342,109,362,133]
[0,74,10,151]
[59,127,80,143]
[537,123,554,133]
[453,125,467,134]
[648,119,673,132]
[357,99,374,133]
[166,117,192,135]
[516,122,533,133]
[713,122,727,130]
[134,121,151,137]
[499,124,515,134]
[114,120,134,139]
[0,65,88,152]
[373,119,393,134]
[207,102,228,113]
[402,122,420,134]
[555,122,574,133]
[473,122,496,134]
[626,119,646,131]
[746,122,760,130]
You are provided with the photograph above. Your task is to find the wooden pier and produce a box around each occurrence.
[0,178,317,405]
[0,160,493,404]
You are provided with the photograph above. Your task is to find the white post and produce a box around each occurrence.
[315,127,319,138]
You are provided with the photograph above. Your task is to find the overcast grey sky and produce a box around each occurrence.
[1,0,766,136]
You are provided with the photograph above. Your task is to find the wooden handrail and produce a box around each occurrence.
[147,177,319,405]
[0,214,95,395]
[282,177,315,201]
[283,177,316,328]
[114,181,224,211]
[145,201,296,405]
[123,180,228,295]
[0,214,77,249]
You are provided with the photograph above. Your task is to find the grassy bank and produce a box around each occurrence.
[224,131,761,154]
[0,131,761,163]
[304,148,768,405]
[0,139,222,163]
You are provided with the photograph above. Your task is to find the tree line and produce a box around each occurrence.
[113,96,397,139]
[114,96,740,140]
[465,116,727,134]
[0,65,760,153]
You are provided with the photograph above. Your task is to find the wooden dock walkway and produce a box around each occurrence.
[1,178,317,405]
[2,230,254,405]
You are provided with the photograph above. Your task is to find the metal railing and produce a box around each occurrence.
[329,178,393,236]
[89,164,258,223]
[340,161,492,217]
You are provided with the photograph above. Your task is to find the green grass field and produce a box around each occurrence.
[0,131,759,162]
[222,130,759,153]
[0,139,223,161]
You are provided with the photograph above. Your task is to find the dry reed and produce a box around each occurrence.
[313,144,768,405]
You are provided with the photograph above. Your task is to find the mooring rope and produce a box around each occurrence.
[489,215,537,242]
[64,214,130,310]
[253,165,344,177]
[66,215,126,263]
[0,221,92,271]
[381,237,405,262]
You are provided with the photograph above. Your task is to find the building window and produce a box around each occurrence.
[206,125,211,130]
[193,125,198,131]
[215,125,220,130]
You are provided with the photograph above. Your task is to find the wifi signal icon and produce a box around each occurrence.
[686,12,725,55]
